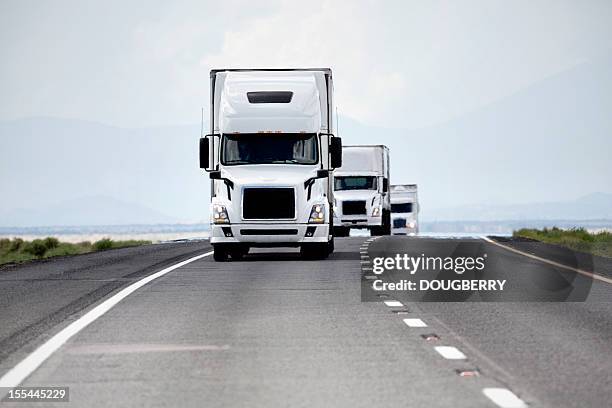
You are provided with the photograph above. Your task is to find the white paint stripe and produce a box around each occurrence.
[434,346,467,360]
[384,300,403,307]
[0,251,214,388]
[482,388,527,408]
[481,236,612,285]
[403,318,427,327]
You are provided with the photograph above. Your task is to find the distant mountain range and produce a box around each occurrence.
[0,196,178,227]
[340,53,612,217]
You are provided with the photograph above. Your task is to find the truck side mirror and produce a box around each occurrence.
[382,178,389,193]
[330,137,342,169]
[199,138,209,169]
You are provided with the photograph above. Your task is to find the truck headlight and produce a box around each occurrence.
[372,206,381,217]
[212,204,230,224]
[309,204,325,223]
[408,221,416,228]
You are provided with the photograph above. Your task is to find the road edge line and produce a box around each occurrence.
[481,236,612,285]
[0,250,214,388]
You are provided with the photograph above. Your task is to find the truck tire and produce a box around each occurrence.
[333,227,349,237]
[371,212,391,236]
[382,210,391,235]
[228,245,249,260]
[327,237,335,255]
[213,244,229,262]
[300,243,330,260]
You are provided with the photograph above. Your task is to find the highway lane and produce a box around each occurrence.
[0,241,211,370]
[367,236,612,408]
[0,236,610,407]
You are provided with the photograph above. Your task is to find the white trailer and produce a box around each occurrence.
[199,69,342,261]
[332,145,391,236]
[390,184,419,235]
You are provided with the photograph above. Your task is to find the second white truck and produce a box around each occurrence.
[332,145,391,236]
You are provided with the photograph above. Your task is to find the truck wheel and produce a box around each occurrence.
[383,211,392,235]
[301,243,329,260]
[228,245,249,260]
[333,227,349,237]
[327,237,335,255]
[213,244,229,262]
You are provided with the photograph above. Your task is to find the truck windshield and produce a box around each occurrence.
[334,176,377,191]
[221,133,318,165]
[391,203,413,213]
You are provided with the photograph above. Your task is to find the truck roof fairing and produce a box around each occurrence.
[338,145,389,175]
[213,71,329,134]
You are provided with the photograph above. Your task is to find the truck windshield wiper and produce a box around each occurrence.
[225,160,253,164]
[271,159,300,164]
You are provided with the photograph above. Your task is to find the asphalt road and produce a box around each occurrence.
[0,236,611,407]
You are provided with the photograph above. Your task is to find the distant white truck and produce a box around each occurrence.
[332,145,391,236]
[199,68,343,261]
[390,184,419,235]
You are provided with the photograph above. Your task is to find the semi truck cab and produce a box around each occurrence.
[199,69,342,261]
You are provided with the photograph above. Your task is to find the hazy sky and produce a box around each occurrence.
[2,0,612,129]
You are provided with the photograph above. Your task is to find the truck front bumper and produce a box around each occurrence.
[333,216,382,229]
[391,226,418,235]
[210,223,330,245]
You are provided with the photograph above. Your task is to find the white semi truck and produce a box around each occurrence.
[332,145,391,236]
[199,68,342,261]
[390,184,419,235]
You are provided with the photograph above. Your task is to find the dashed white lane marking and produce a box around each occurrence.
[481,236,612,285]
[482,388,527,408]
[434,346,467,360]
[403,318,427,327]
[0,251,214,388]
[384,300,403,307]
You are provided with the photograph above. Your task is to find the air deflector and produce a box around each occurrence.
[247,91,293,104]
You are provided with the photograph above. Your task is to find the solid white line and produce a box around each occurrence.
[434,346,467,360]
[0,251,214,388]
[384,300,403,307]
[482,388,527,408]
[481,236,612,285]
[403,318,427,327]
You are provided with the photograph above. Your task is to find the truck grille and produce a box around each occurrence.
[393,219,406,228]
[243,188,295,219]
[342,201,366,215]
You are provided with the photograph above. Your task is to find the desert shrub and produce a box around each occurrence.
[93,238,113,251]
[0,238,10,250]
[9,238,24,252]
[43,237,60,250]
[23,239,47,258]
